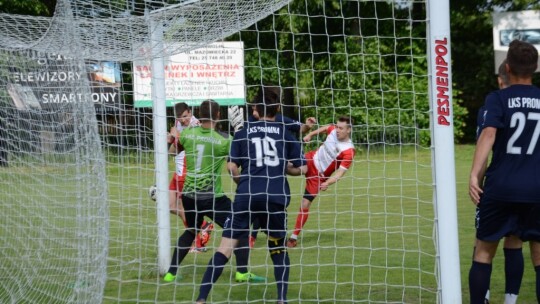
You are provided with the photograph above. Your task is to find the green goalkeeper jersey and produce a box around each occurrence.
[179,126,231,199]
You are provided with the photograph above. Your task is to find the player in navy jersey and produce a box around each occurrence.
[244,86,316,247]
[196,87,307,304]
[468,40,540,303]
[473,60,524,304]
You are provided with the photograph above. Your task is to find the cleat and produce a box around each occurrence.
[286,238,297,248]
[249,235,256,248]
[163,272,176,282]
[199,221,214,247]
[235,272,266,283]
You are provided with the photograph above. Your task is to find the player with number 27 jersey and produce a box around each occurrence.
[481,84,540,203]
[229,120,306,206]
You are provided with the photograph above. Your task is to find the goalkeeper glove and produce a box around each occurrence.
[228,105,244,132]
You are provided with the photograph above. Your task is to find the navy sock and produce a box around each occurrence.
[469,261,492,304]
[234,238,250,274]
[504,248,524,295]
[167,231,195,275]
[197,252,229,301]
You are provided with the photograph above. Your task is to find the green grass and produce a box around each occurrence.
[1,145,537,303]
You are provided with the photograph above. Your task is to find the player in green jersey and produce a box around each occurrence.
[163,99,263,283]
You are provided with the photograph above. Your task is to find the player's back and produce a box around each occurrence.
[483,84,540,202]
[179,126,231,199]
[230,120,304,206]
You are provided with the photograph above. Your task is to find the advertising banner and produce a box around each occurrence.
[6,51,121,112]
[133,41,245,107]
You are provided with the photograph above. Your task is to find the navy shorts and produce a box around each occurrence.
[182,195,232,232]
[476,198,540,242]
[222,199,288,240]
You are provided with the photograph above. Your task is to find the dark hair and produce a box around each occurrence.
[199,99,220,121]
[498,59,509,86]
[506,40,538,77]
[173,102,190,118]
[338,115,353,127]
[252,86,281,118]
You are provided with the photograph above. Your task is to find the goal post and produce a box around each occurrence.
[0,0,465,303]
[428,0,462,302]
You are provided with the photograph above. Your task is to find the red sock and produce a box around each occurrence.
[293,208,310,237]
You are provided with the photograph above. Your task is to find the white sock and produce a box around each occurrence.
[484,289,490,301]
[504,293,518,304]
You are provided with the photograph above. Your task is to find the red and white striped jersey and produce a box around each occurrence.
[313,125,355,177]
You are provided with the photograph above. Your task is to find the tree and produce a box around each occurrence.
[450,0,540,142]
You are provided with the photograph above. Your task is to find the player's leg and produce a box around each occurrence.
[470,201,513,304]
[168,174,187,225]
[289,193,316,247]
[250,217,261,248]
[196,236,239,303]
[164,195,200,282]
[530,241,540,303]
[289,155,319,247]
[502,235,523,304]
[211,196,263,282]
[265,203,290,303]
[521,203,540,302]
[470,239,499,304]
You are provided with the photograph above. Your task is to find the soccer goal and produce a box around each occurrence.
[0,0,460,303]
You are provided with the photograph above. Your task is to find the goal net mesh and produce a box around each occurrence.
[0,0,439,303]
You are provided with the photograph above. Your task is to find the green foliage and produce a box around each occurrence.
[0,0,53,16]
[235,1,468,146]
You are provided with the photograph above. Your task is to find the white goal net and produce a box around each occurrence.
[0,0,460,303]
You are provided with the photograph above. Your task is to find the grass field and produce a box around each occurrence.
[1,145,537,303]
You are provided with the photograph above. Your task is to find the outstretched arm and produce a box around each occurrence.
[300,117,317,134]
[320,168,347,191]
[287,163,307,176]
[303,125,330,142]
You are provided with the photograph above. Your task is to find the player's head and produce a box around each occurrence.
[174,102,192,127]
[336,116,353,141]
[506,40,538,78]
[199,99,220,122]
[497,59,510,89]
[251,86,281,119]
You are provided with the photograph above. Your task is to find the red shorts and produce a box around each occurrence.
[168,173,185,192]
[304,150,327,201]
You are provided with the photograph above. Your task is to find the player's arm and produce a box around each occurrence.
[469,126,496,205]
[167,126,180,155]
[287,162,307,176]
[303,125,330,142]
[300,117,317,134]
[227,161,241,184]
[320,167,347,191]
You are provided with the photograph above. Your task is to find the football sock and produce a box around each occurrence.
[504,293,518,304]
[197,252,229,302]
[504,247,523,296]
[234,238,250,274]
[469,261,492,304]
[269,237,289,302]
[292,208,310,237]
[535,265,540,302]
[167,231,195,275]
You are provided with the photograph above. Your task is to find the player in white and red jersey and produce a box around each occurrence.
[167,102,213,252]
[288,116,355,248]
